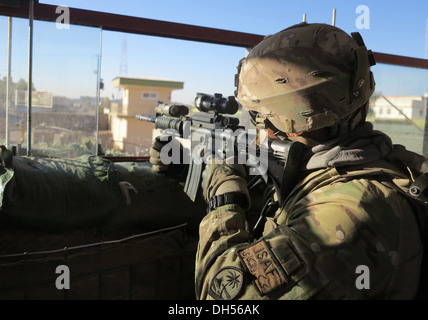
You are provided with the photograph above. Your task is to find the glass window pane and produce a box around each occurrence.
[0,16,8,147]
[1,17,102,158]
[101,31,245,156]
[0,17,29,153]
[369,63,428,155]
[31,21,101,157]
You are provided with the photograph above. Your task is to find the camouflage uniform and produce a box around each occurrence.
[195,124,425,299]
[195,23,425,300]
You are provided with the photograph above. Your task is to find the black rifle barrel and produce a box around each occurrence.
[136,114,184,134]
[135,114,155,123]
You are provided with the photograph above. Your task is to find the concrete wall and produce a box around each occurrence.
[123,86,174,116]
[109,84,178,155]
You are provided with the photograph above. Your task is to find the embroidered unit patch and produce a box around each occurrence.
[208,267,244,300]
[239,240,287,295]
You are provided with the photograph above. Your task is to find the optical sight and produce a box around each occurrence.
[195,93,239,115]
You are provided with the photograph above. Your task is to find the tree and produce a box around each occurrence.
[15,78,36,91]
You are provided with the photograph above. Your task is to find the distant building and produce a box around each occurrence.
[15,90,53,108]
[109,76,184,155]
[372,95,427,120]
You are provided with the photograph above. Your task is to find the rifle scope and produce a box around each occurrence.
[155,103,189,118]
[194,93,239,115]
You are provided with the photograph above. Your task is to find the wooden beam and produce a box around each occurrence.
[0,1,264,47]
[373,52,428,70]
[1,2,428,69]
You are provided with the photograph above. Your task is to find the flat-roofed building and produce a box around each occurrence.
[372,95,427,120]
[110,76,184,155]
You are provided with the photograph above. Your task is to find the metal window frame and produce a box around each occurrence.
[1,1,428,69]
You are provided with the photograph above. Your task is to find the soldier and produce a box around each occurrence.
[193,22,427,299]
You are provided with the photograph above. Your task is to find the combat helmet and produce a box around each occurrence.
[235,22,376,135]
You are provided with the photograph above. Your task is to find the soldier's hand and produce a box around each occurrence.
[149,134,183,172]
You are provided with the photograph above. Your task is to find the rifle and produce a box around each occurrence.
[136,93,304,209]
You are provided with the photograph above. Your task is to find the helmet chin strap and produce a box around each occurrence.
[326,104,367,139]
[263,120,322,148]
[285,135,320,148]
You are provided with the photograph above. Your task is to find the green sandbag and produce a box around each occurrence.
[103,162,206,233]
[0,145,205,233]
[0,148,123,229]
[0,146,14,207]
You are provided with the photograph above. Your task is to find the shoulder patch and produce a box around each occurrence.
[239,240,288,295]
[208,267,244,300]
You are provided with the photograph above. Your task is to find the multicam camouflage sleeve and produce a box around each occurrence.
[195,167,424,300]
[195,202,326,300]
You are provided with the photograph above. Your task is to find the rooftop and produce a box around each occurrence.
[112,76,184,90]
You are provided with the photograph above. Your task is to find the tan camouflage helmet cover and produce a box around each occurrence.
[235,22,376,133]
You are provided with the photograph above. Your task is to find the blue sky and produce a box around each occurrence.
[1,0,428,103]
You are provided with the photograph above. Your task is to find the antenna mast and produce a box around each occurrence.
[120,34,128,76]
[332,8,336,26]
